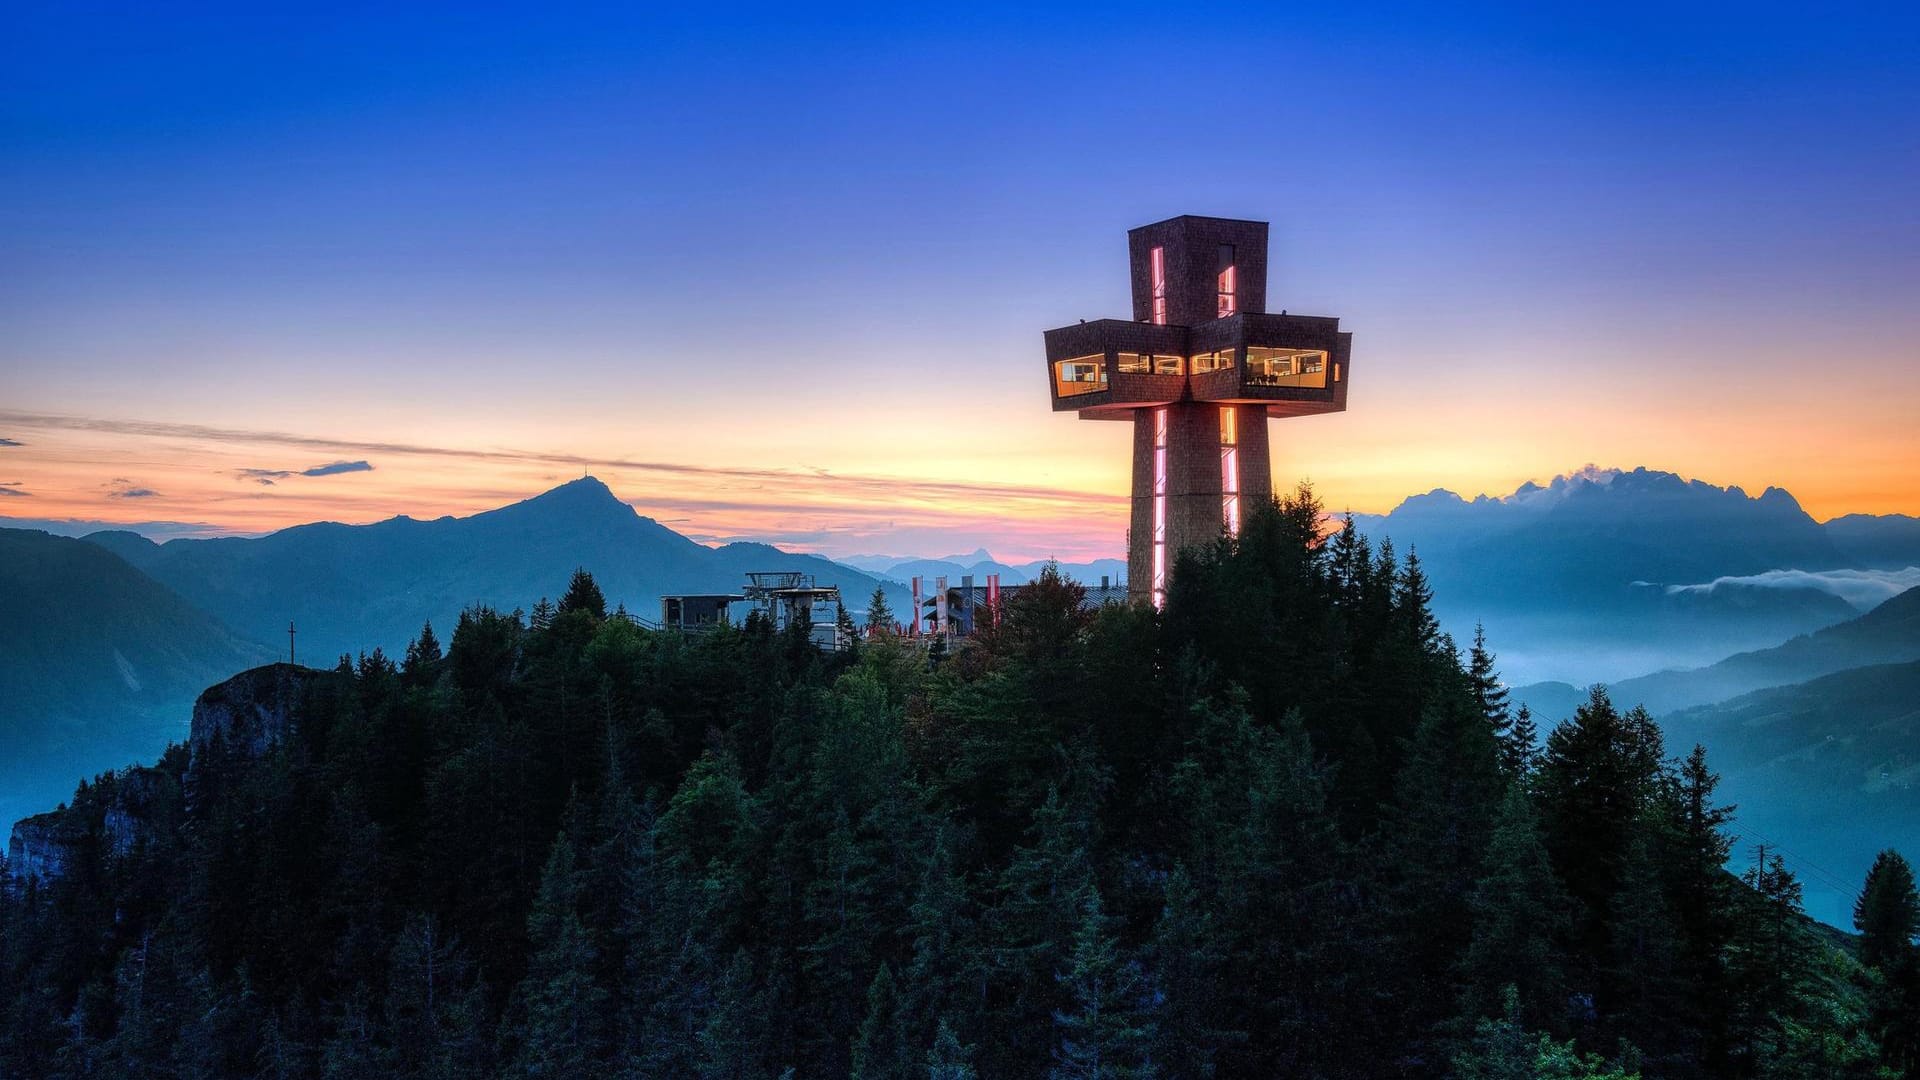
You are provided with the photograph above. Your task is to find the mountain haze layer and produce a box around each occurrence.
[86,477,910,666]
[1352,467,1884,683]
[1514,585,1920,721]
[0,529,268,827]
[1658,659,1920,927]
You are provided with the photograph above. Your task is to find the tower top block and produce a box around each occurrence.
[1043,214,1351,421]
[1128,216,1269,327]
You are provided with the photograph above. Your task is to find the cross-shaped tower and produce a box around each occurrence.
[1043,216,1352,607]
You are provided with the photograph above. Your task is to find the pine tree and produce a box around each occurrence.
[509,832,609,1077]
[1726,850,1816,1070]
[1451,986,1537,1080]
[864,587,894,636]
[1854,849,1920,1076]
[1468,624,1512,742]
[1535,688,1665,979]
[386,912,483,1079]
[1049,888,1156,1080]
[403,621,442,677]
[321,988,386,1080]
[1326,513,1371,608]
[985,783,1097,1043]
[926,1018,978,1080]
[836,602,859,652]
[1504,705,1539,778]
[557,568,607,619]
[1854,849,1919,973]
[1460,785,1569,1031]
[1603,823,1683,1062]
[1394,548,1441,655]
[902,827,975,1039]
[850,964,914,1080]
[1381,692,1509,1049]
[1454,988,1640,1080]
[1146,865,1231,1076]
[697,949,767,1080]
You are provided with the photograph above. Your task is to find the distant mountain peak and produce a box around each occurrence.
[542,475,619,500]
[1383,466,1810,517]
[503,476,636,518]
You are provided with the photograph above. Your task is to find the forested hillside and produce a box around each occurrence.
[83,477,906,664]
[0,528,269,828]
[3,491,1915,1078]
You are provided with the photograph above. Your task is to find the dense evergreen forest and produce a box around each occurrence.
[3,488,1917,1078]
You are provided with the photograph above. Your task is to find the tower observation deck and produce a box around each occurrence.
[1043,216,1352,607]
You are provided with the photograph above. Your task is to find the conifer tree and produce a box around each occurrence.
[1381,692,1508,1047]
[926,1018,978,1080]
[1326,513,1371,608]
[1454,987,1640,1080]
[1461,785,1569,1031]
[1665,746,1737,1040]
[697,949,768,1080]
[1394,549,1441,655]
[1854,849,1919,973]
[1726,851,1816,1069]
[1049,888,1156,1080]
[902,827,975,1037]
[1855,849,1920,1075]
[1146,865,1230,1076]
[850,964,914,1080]
[1535,688,1665,972]
[321,988,385,1080]
[1603,824,1683,1061]
[836,602,859,652]
[403,621,442,677]
[864,587,894,636]
[1468,623,1512,741]
[557,568,607,620]
[509,832,608,1077]
[1504,704,1539,778]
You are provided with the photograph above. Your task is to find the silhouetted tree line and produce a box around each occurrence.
[2,486,1915,1078]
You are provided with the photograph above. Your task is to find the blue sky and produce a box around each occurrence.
[3,2,1916,557]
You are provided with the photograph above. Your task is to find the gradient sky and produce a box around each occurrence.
[3,2,1917,561]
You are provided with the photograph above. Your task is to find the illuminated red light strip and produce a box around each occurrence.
[1220,407,1240,536]
[1152,407,1168,608]
[1150,246,1167,326]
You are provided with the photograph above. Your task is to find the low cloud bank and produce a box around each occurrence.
[1663,567,1920,611]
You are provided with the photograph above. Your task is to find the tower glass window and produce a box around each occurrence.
[1052,354,1107,396]
[1150,246,1168,325]
[1188,347,1235,373]
[1216,244,1237,317]
[1246,347,1329,387]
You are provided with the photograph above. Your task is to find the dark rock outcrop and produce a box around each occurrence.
[6,812,74,883]
[189,663,332,762]
[5,764,173,884]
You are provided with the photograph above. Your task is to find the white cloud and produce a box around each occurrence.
[1662,567,1920,611]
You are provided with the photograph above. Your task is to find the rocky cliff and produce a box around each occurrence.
[7,664,331,886]
[6,812,73,882]
[6,763,174,884]
[189,662,334,762]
